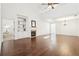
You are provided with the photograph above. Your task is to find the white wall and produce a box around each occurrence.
[2,3,50,39]
[77,19,79,36]
[36,20,50,36]
[56,19,79,36]
[0,3,2,53]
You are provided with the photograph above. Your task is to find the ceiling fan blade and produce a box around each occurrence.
[52,3,59,5]
[41,3,48,5]
[48,3,52,5]
[41,3,59,5]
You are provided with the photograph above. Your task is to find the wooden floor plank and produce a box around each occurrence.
[0,35,79,56]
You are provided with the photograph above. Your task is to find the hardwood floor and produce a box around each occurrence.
[0,35,79,56]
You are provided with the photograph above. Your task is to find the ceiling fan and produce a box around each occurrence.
[41,3,59,9]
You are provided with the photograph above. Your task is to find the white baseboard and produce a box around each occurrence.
[56,34,79,37]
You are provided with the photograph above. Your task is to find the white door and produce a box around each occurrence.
[50,23,56,47]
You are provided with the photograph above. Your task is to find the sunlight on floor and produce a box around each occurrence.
[43,36,50,39]
[59,43,72,55]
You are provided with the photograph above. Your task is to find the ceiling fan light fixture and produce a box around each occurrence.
[48,5,52,9]
[48,4,58,9]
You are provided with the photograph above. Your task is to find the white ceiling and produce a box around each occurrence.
[2,3,79,23]
[36,3,79,22]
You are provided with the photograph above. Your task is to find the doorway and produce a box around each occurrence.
[50,23,56,47]
[2,19,15,41]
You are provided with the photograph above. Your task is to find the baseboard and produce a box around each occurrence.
[15,33,51,40]
[56,34,79,37]
[36,33,51,37]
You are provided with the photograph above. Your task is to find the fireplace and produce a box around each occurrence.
[31,30,36,38]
